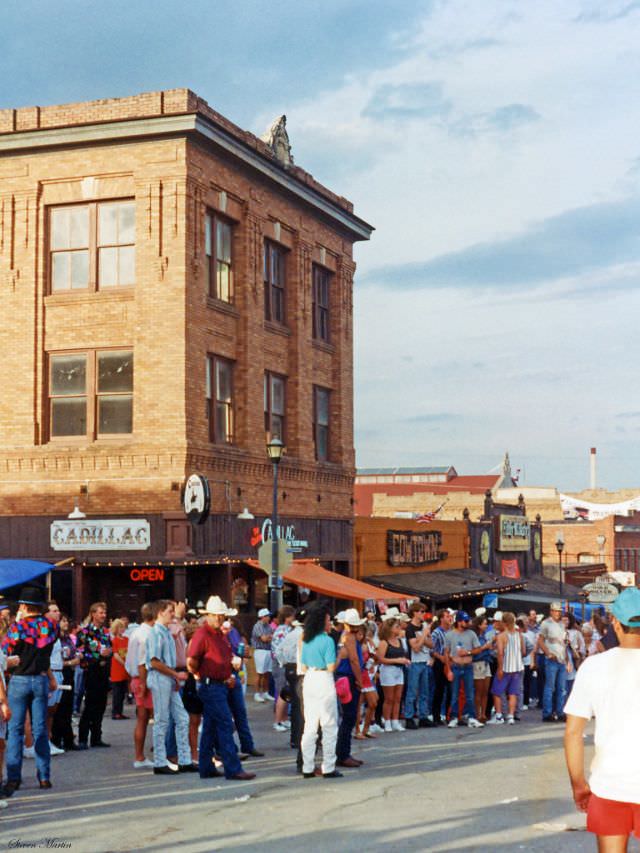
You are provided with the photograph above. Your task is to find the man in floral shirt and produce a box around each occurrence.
[76,601,112,749]
[1,584,58,796]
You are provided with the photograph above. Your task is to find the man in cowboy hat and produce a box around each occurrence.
[187,596,255,781]
[1,584,59,795]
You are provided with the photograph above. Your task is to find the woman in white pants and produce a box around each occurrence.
[300,603,342,779]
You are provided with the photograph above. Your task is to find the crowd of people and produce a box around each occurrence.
[0,582,619,808]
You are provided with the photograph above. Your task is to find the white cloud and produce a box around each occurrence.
[249,1,640,489]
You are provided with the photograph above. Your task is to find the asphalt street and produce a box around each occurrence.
[0,702,612,853]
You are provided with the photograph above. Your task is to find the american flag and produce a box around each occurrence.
[415,501,447,524]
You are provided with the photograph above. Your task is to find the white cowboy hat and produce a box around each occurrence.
[200,595,236,616]
[342,608,366,627]
[475,607,486,618]
[334,611,347,624]
[381,607,410,622]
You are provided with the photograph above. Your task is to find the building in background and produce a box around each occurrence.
[0,89,372,622]
[354,453,518,520]
[355,490,548,612]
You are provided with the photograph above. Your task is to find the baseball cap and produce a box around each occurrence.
[612,587,640,627]
[456,610,471,622]
[549,601,563,612]
[258,608,270,618]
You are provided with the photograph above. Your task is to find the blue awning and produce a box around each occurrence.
[0,560,57,591]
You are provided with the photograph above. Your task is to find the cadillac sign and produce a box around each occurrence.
[51,519,151,551]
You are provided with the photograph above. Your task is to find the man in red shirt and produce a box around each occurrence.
[187,596,255,782]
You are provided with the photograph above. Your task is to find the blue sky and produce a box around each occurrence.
[2,0,640,491]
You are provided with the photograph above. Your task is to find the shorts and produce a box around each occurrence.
[379,665,404,687]
[473,661,491,679]
[254,649,273,675]
[587,792,640,838]
[131,676,154,711]
[491,670,523,697]
[48,671,64,707]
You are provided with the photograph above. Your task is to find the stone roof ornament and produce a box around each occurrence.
[261,115,294,166]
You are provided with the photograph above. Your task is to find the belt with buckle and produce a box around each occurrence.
[199,676,227,686]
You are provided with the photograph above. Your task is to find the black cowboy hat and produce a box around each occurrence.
[18,583,47,608]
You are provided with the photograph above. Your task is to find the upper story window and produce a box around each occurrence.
[206,355,234,444]
[264,240,286,325]
[49,200,135,293]
[312,265,331,343]
[264,372,286,442]
[49,349,133,439]
[205,213,233,302]
[313,386,331,461]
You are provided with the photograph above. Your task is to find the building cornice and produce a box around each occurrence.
[0,112,373,242]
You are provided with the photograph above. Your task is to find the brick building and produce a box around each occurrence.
[0,89,373,620]
[542,512,640,582]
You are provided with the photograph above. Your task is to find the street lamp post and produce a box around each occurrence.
[267,437,285,615]
[596,533,606,572]
[555,532,565,600]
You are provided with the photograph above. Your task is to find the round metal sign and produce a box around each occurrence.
[183,474,211,525]
[583,580,619,604]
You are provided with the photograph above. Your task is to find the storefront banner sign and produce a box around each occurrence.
[386,530,444,567]
[501,559,521,579]
[50,519,151,551]
[260,519,308,553]
[496,515,530,552]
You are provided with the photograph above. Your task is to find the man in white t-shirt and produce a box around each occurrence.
[565,587,640,849]
[124,603,155,769]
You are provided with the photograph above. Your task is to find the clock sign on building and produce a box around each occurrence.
[183,474,211,525]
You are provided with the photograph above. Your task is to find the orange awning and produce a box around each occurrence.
[246,559,413,602]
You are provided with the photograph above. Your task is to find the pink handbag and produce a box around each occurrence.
[335,676,352,704]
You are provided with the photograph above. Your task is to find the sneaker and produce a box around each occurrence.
[0,800,7,810]
[405,719,418,730]
[254,694,266,703]
[384,720,393,732]
[49,742,65,755]
[467,717,484,729]
[521,704,529,711]
[23,746,35,759]
[263,693,275,702]
[487,714,505,725]
[506,715,515,725]
[369,724,383,733]
[133,759,154,769]
[282,721,291,729]
[448,718,458,728]
[273,723,288,732]
[391,720,405,731]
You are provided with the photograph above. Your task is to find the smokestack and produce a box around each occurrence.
[590,447,597,490]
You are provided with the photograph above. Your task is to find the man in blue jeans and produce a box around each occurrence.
[187,596,255,782]
[538,601,568,722]
[444,611,485,729]
[404,603,433,729]
[1,585,58,795]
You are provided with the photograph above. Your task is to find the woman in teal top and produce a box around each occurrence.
[300,603,341,778]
